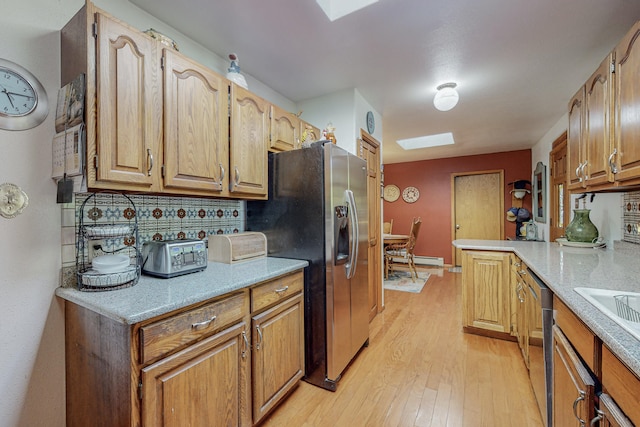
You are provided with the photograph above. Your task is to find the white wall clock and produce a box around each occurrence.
[402,186,420,203]
[383,184,400,202]
[366,111,375,134]
[0,58,49,130]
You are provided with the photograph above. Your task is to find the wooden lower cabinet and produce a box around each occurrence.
[601,345,640,426]
[251,293,304,423]
[552,324,596,427]
[141,322,250,427]
[64,270,304,427]
[462,250,512,336]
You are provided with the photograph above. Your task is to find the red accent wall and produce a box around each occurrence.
[383,149,532,265]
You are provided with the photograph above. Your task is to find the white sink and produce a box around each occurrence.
[574,287,640,342]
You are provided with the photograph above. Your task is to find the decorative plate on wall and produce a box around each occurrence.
[383,184,400,202]
[402,186,420,203]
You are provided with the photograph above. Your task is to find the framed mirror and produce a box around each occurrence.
[533,161,546,223]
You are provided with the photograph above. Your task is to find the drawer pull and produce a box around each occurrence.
[275,286,289,294]
[191,315,217,330]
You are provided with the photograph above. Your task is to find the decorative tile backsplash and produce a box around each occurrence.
[622,190,640,245]
[60,192,244,287]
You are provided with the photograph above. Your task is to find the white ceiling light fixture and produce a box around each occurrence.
[433,82,459,112]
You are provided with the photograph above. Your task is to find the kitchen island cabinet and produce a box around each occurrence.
[461,250,512,337]
[454,239,640,426]
[57,258,307,427]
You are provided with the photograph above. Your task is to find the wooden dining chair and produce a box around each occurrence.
[383,219,393,234]
[384,217,422,281]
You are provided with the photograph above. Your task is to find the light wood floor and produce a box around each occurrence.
[261,268,543,427]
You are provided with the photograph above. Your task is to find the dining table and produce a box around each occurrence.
[383,233,410,245]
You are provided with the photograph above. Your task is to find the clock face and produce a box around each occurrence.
[383,184,400,202]
[402,186,420,203]
[0,68,37,116]
[0,59,48,130]
[366,111,375,134]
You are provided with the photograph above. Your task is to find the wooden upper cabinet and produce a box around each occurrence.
[229,84,269,198]
[300,120,321,145]
[583,54,614,188]
[94,12,161,191]
[270,105,300,151]
[162,49,230,196]
[568,87,586,190]
[613,20,640,185]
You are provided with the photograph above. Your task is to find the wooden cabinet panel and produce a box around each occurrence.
[141,321,251,427]
[94,12,161,191]
[229,83,269,198]
[583,54,614,187]
[568,87,586,190]
[270,104,300,151]
[162,49,230,195]
[251,293,304,423]
[554,296,598,373]
[595,394,634,427]
[251,271,303,313]
[601,345,640,425]
[613,20,640,184]
[462,251,511,334]
[552,325,596,427]
[140,291,248,364]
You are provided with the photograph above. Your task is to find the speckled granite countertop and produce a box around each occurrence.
[55,257,308,324]
[453,239,640,379]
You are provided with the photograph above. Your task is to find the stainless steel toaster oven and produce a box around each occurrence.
[141,239,207,278]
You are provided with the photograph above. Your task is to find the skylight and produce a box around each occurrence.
[316,0,378,21]
[397,133,455,150]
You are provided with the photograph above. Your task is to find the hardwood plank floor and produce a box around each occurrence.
[261,268,543,427]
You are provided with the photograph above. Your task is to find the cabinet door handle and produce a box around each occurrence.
[590,408,603,427]
[608,148,618,174]
[275,285,289,294]
[255,325,263,350]
[191,315,217,330]
[572,391,586,426]
[147,148,154,176]
[241,330,250,359]
[219,163,225,186]
[575,163,583,180]
[581,162,588,181]
[234,166,240,188]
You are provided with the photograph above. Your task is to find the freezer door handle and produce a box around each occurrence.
[345,189,359,279]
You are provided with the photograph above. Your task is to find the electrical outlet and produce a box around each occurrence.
[88,240,104,262]
[575,198,579,209]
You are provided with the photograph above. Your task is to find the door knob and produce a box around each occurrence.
[456,224,460,230]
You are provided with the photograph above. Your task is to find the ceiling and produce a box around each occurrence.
[129,0,640,164]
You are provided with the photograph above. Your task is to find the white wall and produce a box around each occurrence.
[0,2,79,425]
[530,113,623,245]
[298,88,382,155]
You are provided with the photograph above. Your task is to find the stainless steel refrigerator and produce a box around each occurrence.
[247,141,369,391]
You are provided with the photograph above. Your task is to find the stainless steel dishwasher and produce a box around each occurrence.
[526,268,553,427]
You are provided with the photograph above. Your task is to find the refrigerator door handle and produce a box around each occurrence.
[345,189,359,279]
